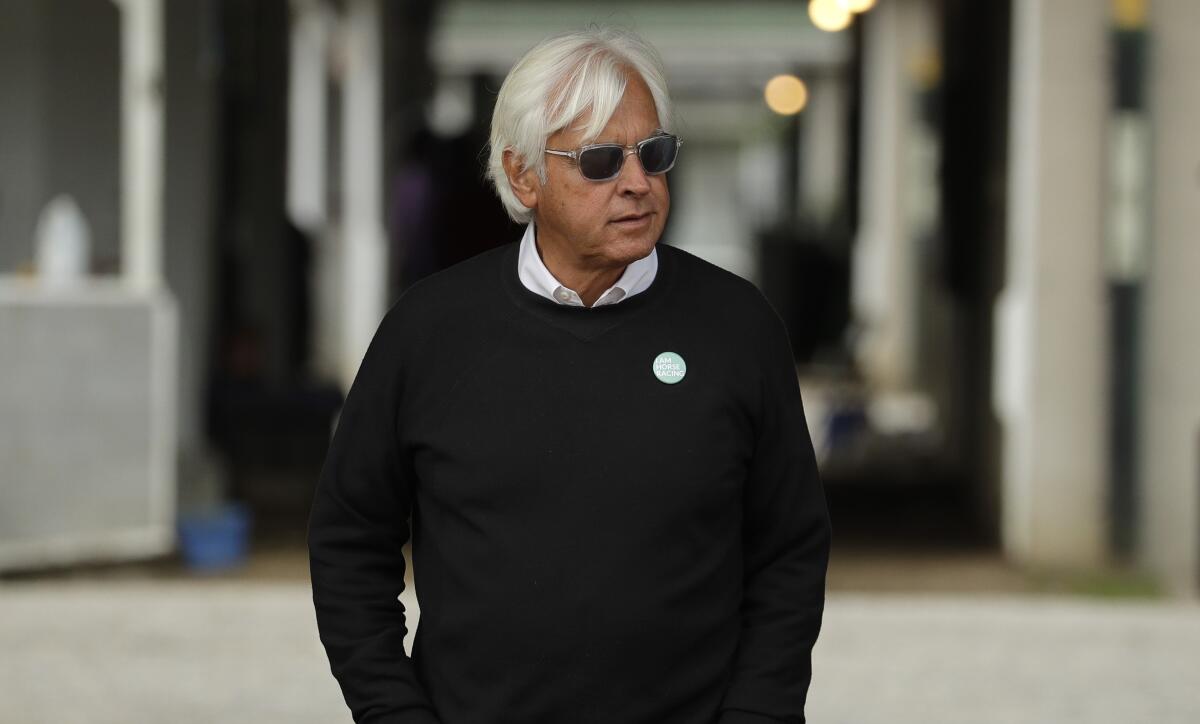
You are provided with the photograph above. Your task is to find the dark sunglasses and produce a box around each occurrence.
[544,133,682,182]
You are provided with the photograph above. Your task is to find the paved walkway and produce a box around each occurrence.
[1,578,1197,724]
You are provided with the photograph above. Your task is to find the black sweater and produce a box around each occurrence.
[307,238,833,724]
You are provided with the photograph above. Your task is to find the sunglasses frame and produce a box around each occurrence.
[544,133,682,182]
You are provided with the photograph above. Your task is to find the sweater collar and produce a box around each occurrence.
[501,226,676,342]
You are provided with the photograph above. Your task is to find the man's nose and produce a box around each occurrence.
[617,148,651,193]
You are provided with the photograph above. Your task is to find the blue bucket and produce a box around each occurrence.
[177,502,252,572]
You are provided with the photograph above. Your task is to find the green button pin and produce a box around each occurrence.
[652,351,687,384]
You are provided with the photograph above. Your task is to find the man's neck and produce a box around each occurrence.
[534,229,626,307]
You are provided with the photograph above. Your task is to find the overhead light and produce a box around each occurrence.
[809,0,853,32]
[764,74,809,115]
[837,0,877,13]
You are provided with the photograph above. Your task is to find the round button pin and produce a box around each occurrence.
[652,351,687,384]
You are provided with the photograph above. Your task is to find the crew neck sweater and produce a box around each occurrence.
[308,238,833,724]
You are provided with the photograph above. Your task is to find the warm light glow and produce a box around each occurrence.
[910,48,942,90]
[837,0,877,12]
[764,74,809,115]
[1112,0,1147,29]
[809,0,853,32]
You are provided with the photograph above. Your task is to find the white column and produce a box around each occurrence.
[994,0,1109,568]
[850,0,932,391]
[114,0,165,292]
[288,0,333,233]
[339,0,388,389]
[673,140,755,282]
[800,74,847,229]
[1141,0,1200,597]
[289,0,344,383]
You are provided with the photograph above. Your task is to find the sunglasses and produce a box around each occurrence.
[544,133,682,182]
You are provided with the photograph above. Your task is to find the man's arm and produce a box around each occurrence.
[307,308,440,723]
[718,303,833,724]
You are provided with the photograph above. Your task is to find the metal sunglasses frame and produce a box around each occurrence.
[543,133,682,182]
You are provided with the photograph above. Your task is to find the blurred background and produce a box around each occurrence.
[2,0,1198,722]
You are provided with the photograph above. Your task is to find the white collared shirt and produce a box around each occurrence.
[517,221,658,307]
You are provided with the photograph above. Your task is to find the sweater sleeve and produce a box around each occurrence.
[717,303,833,724]
[307,307,441,724]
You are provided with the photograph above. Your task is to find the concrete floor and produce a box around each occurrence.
[2,544,1197,724]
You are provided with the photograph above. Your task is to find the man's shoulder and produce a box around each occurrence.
[657,242,779,322]
[385,242,514,322]
[404,241,512,299]
[659,244,794,380]
[372,238,513,350]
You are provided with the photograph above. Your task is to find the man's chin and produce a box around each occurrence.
[612,238,657,264]
[613,228,660,254]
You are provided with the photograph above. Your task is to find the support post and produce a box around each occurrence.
[114,0,165,291]
[995,0,1109,568]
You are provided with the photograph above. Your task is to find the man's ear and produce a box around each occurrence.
[502,148,539,211]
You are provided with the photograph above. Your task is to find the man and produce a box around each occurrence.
[308,24,832,724]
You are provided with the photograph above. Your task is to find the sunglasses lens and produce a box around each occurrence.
[639,136,678,174]
[578,146,624,180]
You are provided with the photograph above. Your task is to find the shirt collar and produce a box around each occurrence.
[516,221,658,307]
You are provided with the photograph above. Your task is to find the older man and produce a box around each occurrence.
[308,24,832,724]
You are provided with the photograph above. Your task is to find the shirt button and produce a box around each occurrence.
[555,289,572,301]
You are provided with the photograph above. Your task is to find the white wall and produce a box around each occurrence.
[0,0,121,273]
[996,0,1109,568]
[1141,0,1200,597]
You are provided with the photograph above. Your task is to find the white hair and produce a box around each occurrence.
[485,23,675,224]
